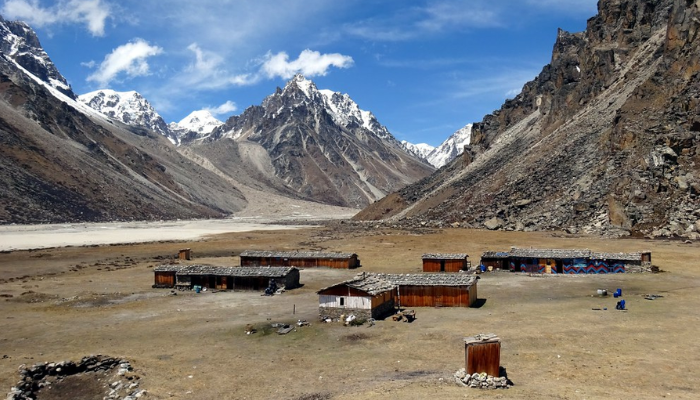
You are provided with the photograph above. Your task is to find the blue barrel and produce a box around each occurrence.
[195,285,201,293]
[620,299,625,310]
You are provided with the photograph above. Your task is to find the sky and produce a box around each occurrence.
[1,0,598,147]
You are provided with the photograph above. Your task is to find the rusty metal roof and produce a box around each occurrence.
[154,264,297,277]
[421,253,469,260]
[240,250,356,259]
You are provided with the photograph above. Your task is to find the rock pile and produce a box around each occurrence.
[454,368,512,389]
[6,355,146,400]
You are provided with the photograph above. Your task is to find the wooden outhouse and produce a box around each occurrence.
[240,250,360,269]
[178,248,191,260]
[374,273,478,308]
[317,273,396,320]
[464,333,501,376]
[153,265,300,291]
[422,253,469,272]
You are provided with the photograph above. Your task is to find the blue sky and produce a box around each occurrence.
[2,0,598,146]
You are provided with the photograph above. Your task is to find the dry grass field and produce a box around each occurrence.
[1,225,699,399]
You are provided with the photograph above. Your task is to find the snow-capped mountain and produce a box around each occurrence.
[168,110,223,141]
[196,74,434,208]
[401,141,435,161]
[0,16,74,98]
[425,124,472,168]
[209,74,398,144]
[400,124,471,168]
[78,90,176,143]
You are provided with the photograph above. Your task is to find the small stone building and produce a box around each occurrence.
[240,250,360,269]
[317,273,396,320]
[374,273,478,308]
[422,253,470,272]
[153,265,300,291]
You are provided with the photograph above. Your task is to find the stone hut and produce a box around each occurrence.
[240,250,360,269]
[317,273,396,320]
[153,265,300,291]
[374,273,478,308]
[422,253,470,272]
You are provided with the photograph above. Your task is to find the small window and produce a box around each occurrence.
[340,297,345,306]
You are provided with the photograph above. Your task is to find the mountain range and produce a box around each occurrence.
[0,16,437,222]
[357,0,700,239]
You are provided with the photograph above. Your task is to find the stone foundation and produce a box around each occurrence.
[454,368,512,389]
[6,355,145,400]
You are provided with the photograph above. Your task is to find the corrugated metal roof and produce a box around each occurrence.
[154,264,296,277]
[421,253,469,260]
[509,247,592,259]
[317,273,395,296]
[373,272,477,287]
[240,250,356,259]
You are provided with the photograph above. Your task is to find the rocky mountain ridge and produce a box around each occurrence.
[356,0,700,239]
[188,74,434,208]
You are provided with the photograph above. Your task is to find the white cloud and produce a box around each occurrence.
[261,49,354,80]
[86,39,163,86]
[204,100,237,116]
[1,0,111,36]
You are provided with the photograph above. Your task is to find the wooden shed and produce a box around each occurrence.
[240,250,360,269]
[422,253,470,272]
[374,273,478,308]
[153,265,300,291]
[479,251,510,270]
[153,265,179,288]
[591,251,652,273]
[464,333,501,376]
[317,273,396,320]
[178,248,191,260]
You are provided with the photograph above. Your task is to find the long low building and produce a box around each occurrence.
[317,272,478,319]
[479,248,652,274]
[374,273,478,308]
[153,265,300,290]
[240,250,360,269]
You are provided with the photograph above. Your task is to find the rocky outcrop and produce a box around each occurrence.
[358,0,700,238]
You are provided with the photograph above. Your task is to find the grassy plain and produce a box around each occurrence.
[1,226,699,399]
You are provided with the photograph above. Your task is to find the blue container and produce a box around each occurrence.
[614,288,622,298]
[195,285,201,293]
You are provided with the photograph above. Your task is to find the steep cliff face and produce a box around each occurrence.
[357,0,700,238]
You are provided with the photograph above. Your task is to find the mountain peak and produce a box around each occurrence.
[284,73,317,98]
[171,110,223,136]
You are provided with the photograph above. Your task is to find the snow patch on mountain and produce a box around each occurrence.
[426,124,472,168]
[0,17,74,97]
[401,141,435,161]
[78,89,175,142]
[169,110,223,136]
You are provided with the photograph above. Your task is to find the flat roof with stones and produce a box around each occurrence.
[239,250,356,259]
[154,265,297,277]
[421,253,469,260]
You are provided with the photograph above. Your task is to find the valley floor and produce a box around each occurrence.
[0,226,699,399]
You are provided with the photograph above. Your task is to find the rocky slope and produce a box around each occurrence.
[356,0,700,238]
[190,74,434,208]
